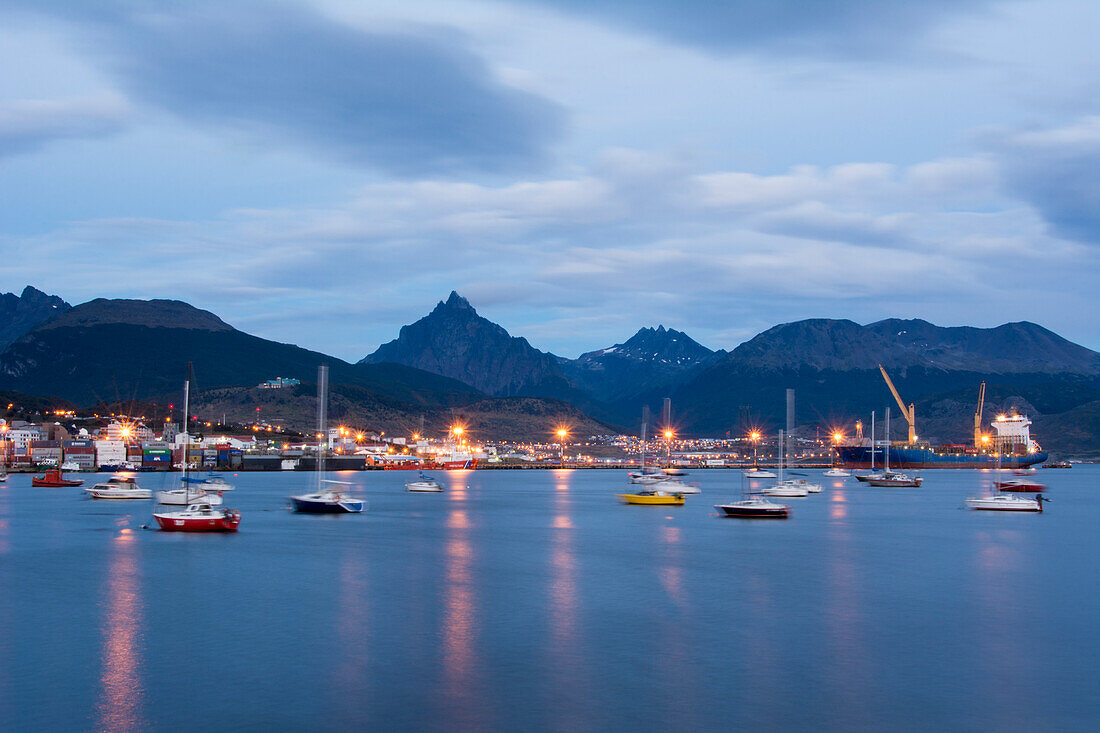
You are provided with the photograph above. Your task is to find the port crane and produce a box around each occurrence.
[973,381,986,448]
[878,365,917,444]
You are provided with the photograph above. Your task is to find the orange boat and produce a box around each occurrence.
[32,468,83,487]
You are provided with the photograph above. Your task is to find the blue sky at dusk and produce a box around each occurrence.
[1,0,1098,359]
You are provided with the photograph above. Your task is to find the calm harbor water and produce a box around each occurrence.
[1,467,1098,732]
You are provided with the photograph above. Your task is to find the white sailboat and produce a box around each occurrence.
[865,408,922,487]
[406,472,444,492]
[763,431,809,497]
[966,450,1045,512]
[290,365,365,513]
[715,468,789,518]
[156,376,223,505]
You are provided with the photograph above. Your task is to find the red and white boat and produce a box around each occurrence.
[32,468,83,487]
[154,502,241,532]
[995,479,1046,492]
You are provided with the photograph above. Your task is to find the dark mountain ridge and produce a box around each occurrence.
[0,286,71,350]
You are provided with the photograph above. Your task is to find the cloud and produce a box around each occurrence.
[519,0,990,60]
[11,1,563,175]
[0,94,128,156]
[989,116,1100,244]
[7,144,1092,358]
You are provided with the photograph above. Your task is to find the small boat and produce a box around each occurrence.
[865,472,922,487]
[290,366,365,514]
[966,494,1046,512]
[823,468,850,477]
[406,473,444,492]
[85,474,151,499]
[156,487,223,505]
[60,461,81,472]
[658,478,701,494]
[199,474,235,491]
[995,479,1046,492]
[629,471,667,485]
[777,478,822,493]
[32,468,83,487]
[1012,467,1038,476]
[618,489,685,506]
[853,472,885,483]
[762,430,809,497]
[716,469,789,518]
[0,472,8,482]
[154,502,242,531]
[715,496,789,518]
[744,468,776,479]
[662,467,688,476]
[1043,461,1071,469]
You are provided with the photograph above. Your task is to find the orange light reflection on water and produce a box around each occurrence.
[94,530,144,732]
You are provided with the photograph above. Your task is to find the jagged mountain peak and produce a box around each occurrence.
[0,285,72,351]
[441,290,474,311]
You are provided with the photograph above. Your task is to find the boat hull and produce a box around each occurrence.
[85,489,152,499]
[837,446,1046,470]
[154,510,241,531]
[32,479,84,487]
[715,503,789,518]
[865,478,923,487]
[965,497,1042,512]
[291,497,364,513]
[405,483,443,492]
[617,493,684,506]
[995,481,1045,492]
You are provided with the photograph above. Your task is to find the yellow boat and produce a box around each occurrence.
[617,492,685,506]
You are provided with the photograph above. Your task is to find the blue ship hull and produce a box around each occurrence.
[291,497,364,513]
[837,446,1047,470]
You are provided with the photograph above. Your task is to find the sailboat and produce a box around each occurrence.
[153,365,242,532]
[290,365,365,514]
[715,468,789,518]
[967,452,1046,511]
[763,431,809,497]
[405,471,444,492]
[619,414,686,505]
[866,408,922,487]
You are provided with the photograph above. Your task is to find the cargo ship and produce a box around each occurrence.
[836,413,1047,470]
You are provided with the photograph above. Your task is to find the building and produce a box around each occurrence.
[258,377,301,389]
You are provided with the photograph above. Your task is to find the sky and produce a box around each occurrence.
[1,0,1099,361]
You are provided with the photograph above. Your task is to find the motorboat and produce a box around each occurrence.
[199,474,235,491]
[406,473,444,492]
[966,494,1046,512]
[762,484,809,497]
[60,461,81,472]
[32,468,83,487]
[290,366,364,514]
[154,503,242,532]
[629,471,667,485]
[658,478,701,494]
[995,479,1046,492]
[85,474,151,500]
[715,496,789,518]
[618,489,685,506]
[744,468,776,479]
[865,472,922,487]
[776,478,822,493]
[156,487,223,505]
[823,468,850,477]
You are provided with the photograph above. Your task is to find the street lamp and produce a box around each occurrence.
[750,430,761,468]
[663,429,673,463]
[556,428,568,465]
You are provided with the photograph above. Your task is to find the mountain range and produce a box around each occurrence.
[0,286,71,351]
[2,286,1099,454]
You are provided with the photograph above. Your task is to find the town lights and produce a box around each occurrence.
[556,428,568,465]
[833,432,844,444]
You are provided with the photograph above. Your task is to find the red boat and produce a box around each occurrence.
[153,503,241,532]
[443,458,478,470]
[32,468,83,487]
[995,479,1046,492]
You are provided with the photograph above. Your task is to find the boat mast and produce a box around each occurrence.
[778,429,784,483]
[317,364,328,493]
[885,407,891,473]
[870,410,875,471]
[181,362,191,504]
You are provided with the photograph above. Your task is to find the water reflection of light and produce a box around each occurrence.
[95,530,144,732]
[443,519,485,728]
[548,478,584,729]
[334,551,369,725]
[830,490,849,519]
[973,529,1027,727]
[824,495,869,727]
[447,510,470,529]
